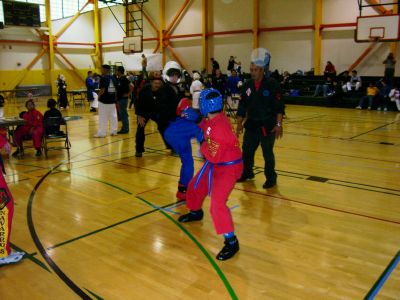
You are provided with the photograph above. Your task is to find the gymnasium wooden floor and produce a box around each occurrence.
[0,99,399,300]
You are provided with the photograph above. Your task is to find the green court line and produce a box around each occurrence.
[47,202,178,251]
[64,171,238,300]
[84,288,104,300]
[136,196,238,300]
[10,243,51,272]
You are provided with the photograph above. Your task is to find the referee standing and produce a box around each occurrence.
[236,49,284,188]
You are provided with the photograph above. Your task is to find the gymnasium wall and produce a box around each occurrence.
[0,0,398,92]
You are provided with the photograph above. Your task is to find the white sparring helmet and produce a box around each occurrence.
[163,61,182,82]
[251,48,271,68]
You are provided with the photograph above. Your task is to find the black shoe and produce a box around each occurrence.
[216,236,239,261]
[35,149,42,157]
[236,173,255,182]
[117,130,129,134]
[90,108,97,112]
[135,152,143,157]
[12,149,23,157]
[262,180,276,189]
[178,210,204,223]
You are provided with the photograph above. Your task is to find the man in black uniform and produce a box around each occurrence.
[134,62,182,157]
[236,50,284,188]
[135,76,166,157]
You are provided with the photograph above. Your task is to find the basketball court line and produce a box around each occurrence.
[284,114,327,123]
[349,120,399,139]
[275,145,400,164]
[365,250,400,299]
[136,195,238,300]
[46,199,180,251]
[46,170,238,299]
[284,131,399,146]
[23,136,156,299]
[15,131,399,299]
[235,187,400,225]
[8,243,49,272]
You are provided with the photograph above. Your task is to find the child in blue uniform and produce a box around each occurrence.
[164,98,203,201]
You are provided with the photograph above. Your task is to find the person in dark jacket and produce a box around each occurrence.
[236,49,284,189]
[212,69,226,97]
[43,98,62,135]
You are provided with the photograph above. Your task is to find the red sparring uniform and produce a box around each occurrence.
[186,112,243,234]
[14,108,44,150]
[0,133,14,258]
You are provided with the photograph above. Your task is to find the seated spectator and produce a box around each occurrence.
[343,70,362,92]
[324,61,337,77]
[356,82,379,110]
[12,99,44,157]
[314,76,333,97]
[389,85,400,111]
[326,79,343,107]
[226,70,241,110]
[190,72,204,110]
[43,98,63,135]
[337,70,351,85]
[376,79,391,111]
[226,70,241,95]
[270,69,281,81]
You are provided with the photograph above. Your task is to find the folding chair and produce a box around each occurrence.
[42,117,71,159]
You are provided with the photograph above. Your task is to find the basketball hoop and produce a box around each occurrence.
[123,36,143,54]
[356,15,400,43]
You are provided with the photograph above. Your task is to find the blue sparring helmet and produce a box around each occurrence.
[199,88,223,117]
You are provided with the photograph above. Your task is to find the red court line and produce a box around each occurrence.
[136,187,160,196]
[89,157,400,226]
[235,187,400,225]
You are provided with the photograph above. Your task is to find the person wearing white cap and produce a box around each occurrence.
[57,74,68,109]
[236,48,284,189]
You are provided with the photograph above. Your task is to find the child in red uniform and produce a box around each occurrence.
[179,89,243,261]
[12,99,44,157]
[0,129,25,265]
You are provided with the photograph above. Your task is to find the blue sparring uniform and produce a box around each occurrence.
[164,105,203,200]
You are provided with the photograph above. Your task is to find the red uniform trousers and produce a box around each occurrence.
[14,125,43,150]
[186,161,243,235]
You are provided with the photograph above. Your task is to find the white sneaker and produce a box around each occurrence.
[110,131,118,136]
[384,107,388,112]
[0,251,25,265]
[377,107,381,111]
[355,106,362,109]
[94,133,106,138]
[368,107,371,110]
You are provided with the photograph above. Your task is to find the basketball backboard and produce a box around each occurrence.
[356,14,400,42]
[123,36,143,54]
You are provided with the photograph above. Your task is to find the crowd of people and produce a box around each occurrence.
[1,50,285,264]
[275,54,399,111]
[2,50,398,266]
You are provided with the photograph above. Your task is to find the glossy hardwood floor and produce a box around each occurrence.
[0,99,399,300]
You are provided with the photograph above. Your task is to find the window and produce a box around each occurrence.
[0,0,121,24]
